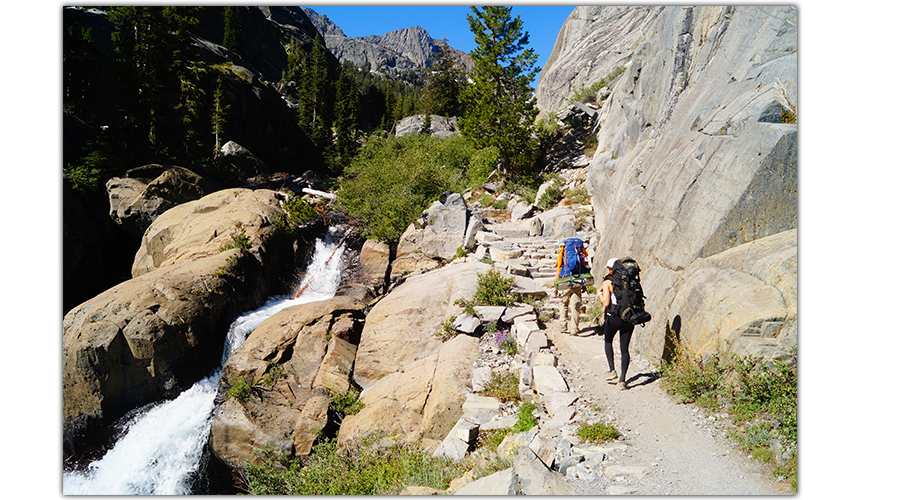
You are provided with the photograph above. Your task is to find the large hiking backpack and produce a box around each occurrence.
[609,257,652,326]
[555,238,593,290]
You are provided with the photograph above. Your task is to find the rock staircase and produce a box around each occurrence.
[425,218,614,495]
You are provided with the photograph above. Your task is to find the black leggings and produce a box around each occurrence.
[604,315,634,383]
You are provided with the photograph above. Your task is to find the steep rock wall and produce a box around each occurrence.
[539,6,798,361]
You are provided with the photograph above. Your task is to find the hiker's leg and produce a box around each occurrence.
[603,319,616,372]
[559,289,570,328]
[569,289,582,333]
[619,324,634,383]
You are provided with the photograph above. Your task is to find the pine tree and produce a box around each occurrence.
[211,75,230,154]
[222,6,243,54]
[460,6,540,175]
[298,33,332,150]
[332,70,360,167]
[423,39,465,117]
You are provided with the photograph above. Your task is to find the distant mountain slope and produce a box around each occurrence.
[302,7,474,78]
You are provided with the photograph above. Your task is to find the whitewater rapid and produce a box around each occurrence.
[63,227,347,495]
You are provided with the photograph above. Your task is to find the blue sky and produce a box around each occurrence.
[305,4,575,74]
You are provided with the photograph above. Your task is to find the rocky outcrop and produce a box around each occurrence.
[391,193,483,280]
[538,6,798,360]
[63,247,267,442]
[132,188,289,277]
[301,7,474,78]
[536,6,663,117]
[63,188,311,442]
[353,260,491,389]
[209,295,367,468]
[106,165,218,237]
[395,115,459,138]
[338,334,479,451]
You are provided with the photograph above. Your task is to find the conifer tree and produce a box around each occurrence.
[460,6,540,175]
[423,39,465,117]
[222,6,243,54]
[333,70,360,167]
[298,33,333,150]
[211,75,230,154]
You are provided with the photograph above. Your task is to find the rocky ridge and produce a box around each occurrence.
[302,7,474,77]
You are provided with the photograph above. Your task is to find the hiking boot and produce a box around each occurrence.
[605,370,617,382]
[617,381,628,391]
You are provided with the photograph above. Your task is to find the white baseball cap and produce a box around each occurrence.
[606,258,618,268]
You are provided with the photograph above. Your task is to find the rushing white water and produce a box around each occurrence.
[63,227,347,495]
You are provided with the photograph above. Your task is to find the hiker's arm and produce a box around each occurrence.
[600,280,611,308]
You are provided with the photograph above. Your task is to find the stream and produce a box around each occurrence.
[62,227,348,494]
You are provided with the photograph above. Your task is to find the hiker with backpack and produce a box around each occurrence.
[555,237,591,335]
[600,257,652,390]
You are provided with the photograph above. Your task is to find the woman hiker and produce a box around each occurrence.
[599,258,634,390]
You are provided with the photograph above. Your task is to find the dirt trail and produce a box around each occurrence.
[543,317,792,495]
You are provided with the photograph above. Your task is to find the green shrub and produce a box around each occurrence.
[218,222,252,252]
[658,339,797,491]
[272,195,317,236]
[510,402,538,433]
[473,268,516,307]
[576,422,621,444]
[337,134,498,242]
[568,66,626,105]
[435,315,458,341]
[328,387,364,419]
[479,370,519,403]
[536,178,563,210]
[225,375,253,401]
[564,186,590,206]
[244,434,465,495]
[475,428,510,452]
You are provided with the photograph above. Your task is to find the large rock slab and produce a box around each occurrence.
[131,188,290,277]
[540,6,798,362]
[354,260,491,388]
[106,164,217,237]
[63,248,265,441]
[209,295,367,468]
[536,6,663,117]
[338,334,479,451]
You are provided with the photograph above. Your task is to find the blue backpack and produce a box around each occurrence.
[559,238,588,278]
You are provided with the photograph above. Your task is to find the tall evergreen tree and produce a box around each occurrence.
[423,39,465,117]
[459,6,540,175]
[107,6,199,153]
[222,6,243,54]
[333,70,360,166]
[298,33,332,150]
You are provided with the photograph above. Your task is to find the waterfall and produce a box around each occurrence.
[63,227,348,495]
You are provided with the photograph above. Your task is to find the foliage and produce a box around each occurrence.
[658,339,798,490]
[536,175,564,210]
[475,429,510,453]
[423,39,466,117]
[472,268,517,307]
[479,370,519,403]
[493,328,517,356]
[435,315,459,342]
[568,65,626,105]
[337,134,498,242]
[225,375,253,401]
[106,6,201,151]
[218,222,252,252]
[222,6,243,54]
[576,422,621,444]
[258,360,285,388]
[510,401,538,433]
[244,434,465,495]
[271,194,318,238]
[460,6,540,175]
[328,387,365,419]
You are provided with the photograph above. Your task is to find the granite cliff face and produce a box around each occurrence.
[537,6,798,361]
